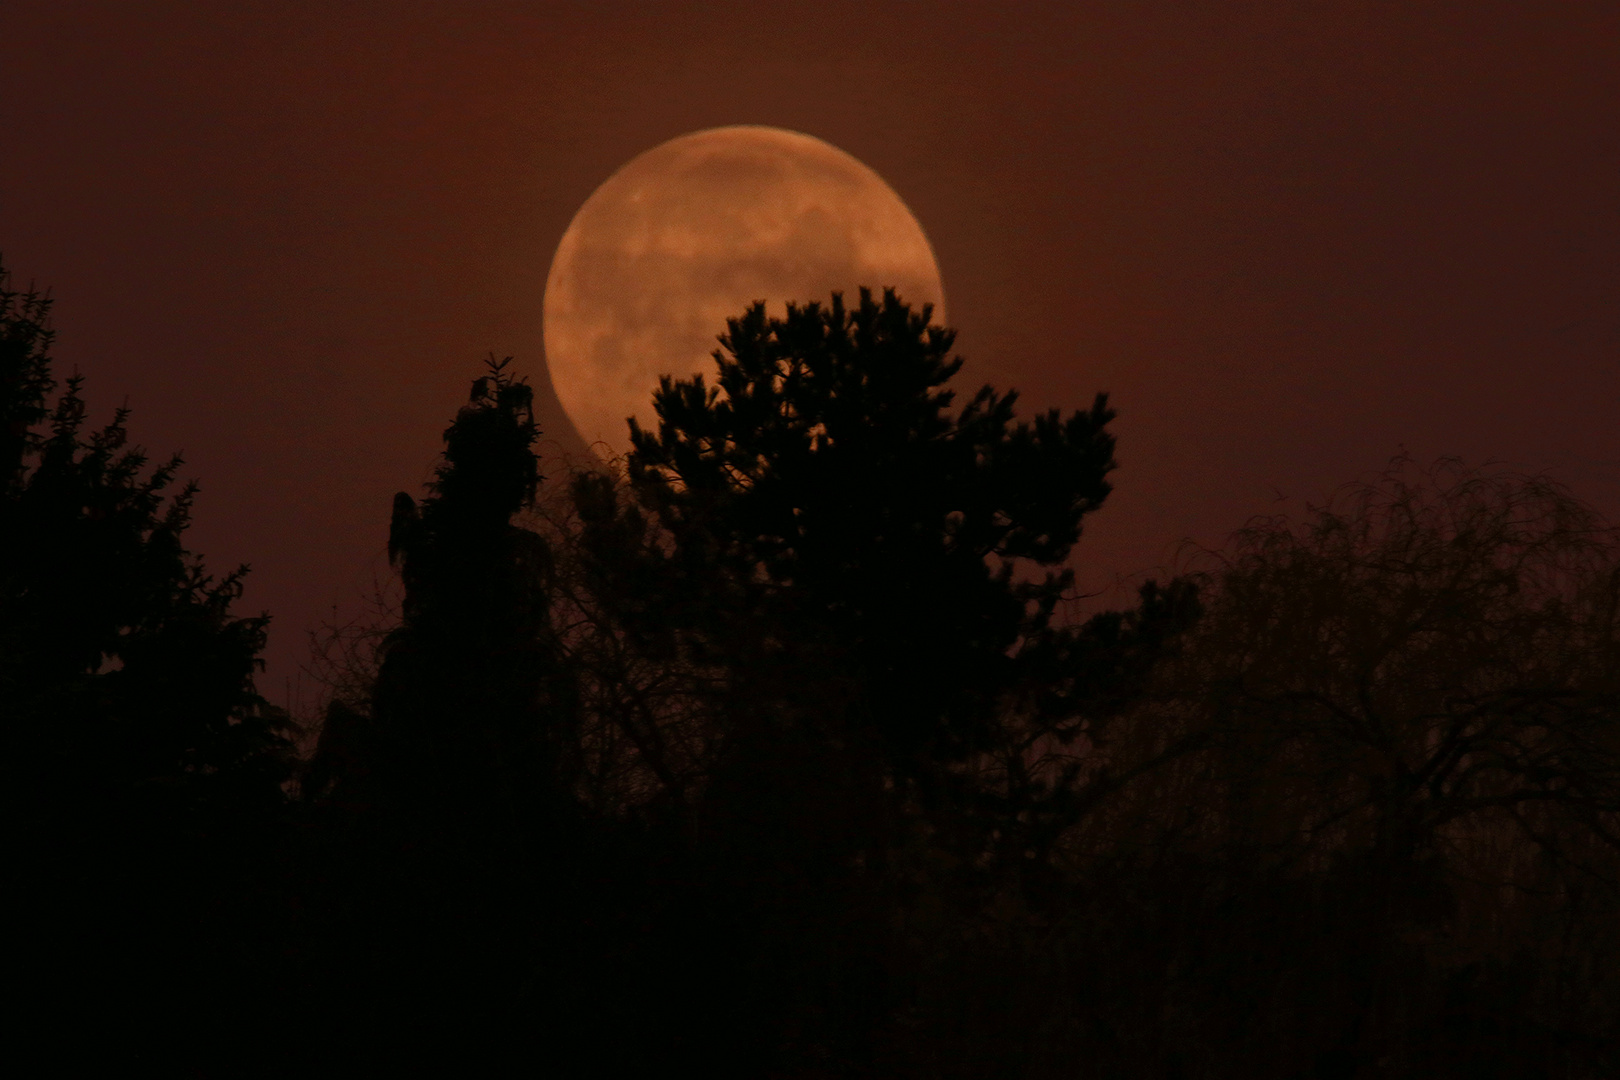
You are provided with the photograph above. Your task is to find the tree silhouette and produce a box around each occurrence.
[1033,458,1620,1079]
[303,356,576,1066]
[19,248,1618,1076]
[556,288,1197,1070]
[628,289,1120,776]
[1181,459,1618,876]
[3,265,286,805]
[312,356,569,816]
[3,260,290,1063]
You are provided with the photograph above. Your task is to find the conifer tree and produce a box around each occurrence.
[2,259,289,1063]
[579,288,1196,1069]
[302,357,574,1066]
[367,356,568,818]
[2,263,286,813]
[626,291,1103,776]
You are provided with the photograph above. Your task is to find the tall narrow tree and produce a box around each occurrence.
[303,357,574,1065]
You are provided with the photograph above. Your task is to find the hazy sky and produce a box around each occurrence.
[3,1,1616,700]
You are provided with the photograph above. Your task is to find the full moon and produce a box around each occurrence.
[543,125,947,458]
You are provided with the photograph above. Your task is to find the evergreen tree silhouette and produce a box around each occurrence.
[628,289,1117,777]
[305,356,572,1064]
[579,288,1196,1070]
[374,356,567,817]
[2,260,290,1065]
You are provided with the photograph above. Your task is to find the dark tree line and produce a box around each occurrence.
[8,260,1617,1076]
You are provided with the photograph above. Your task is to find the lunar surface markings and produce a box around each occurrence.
[543,126,947,458]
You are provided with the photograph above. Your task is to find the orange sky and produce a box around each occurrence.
[3,1,1616,701]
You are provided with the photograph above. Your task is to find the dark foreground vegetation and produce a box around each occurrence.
[7,261,1618,1076]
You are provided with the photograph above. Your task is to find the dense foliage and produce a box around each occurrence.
[995,461,1620,1078]
[9,263,1616,1076]
[3,263,292,1060]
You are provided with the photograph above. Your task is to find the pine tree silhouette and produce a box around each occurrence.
[3,259,291,1066]
[567,288,1196,1071]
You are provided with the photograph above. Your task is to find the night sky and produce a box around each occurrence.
[3,1,1616,699]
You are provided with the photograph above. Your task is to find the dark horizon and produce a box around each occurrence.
[11,265,1617,1074]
